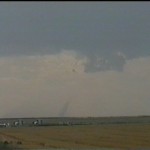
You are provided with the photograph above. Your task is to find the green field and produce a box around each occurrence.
[0,124,150,149]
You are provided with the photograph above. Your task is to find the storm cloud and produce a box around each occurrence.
[0,2,150,59]
[0,50,149,117]
[0,2,150,117]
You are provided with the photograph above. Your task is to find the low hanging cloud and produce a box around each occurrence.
[0,50,150,118]
[84,51,127,72]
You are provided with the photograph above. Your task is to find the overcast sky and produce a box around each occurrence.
[0,2,150,118]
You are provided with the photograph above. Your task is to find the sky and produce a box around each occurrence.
[0,2,150,118]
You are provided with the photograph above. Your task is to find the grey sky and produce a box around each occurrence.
[0,2,150,117]
[0,2,150,58]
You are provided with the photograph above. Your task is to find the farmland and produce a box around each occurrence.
[0,118,150,149]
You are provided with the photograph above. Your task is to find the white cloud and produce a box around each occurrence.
[0,50,150,118]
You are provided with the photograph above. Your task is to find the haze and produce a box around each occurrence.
[0,2,150,118]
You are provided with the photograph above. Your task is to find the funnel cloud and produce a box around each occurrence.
[0,51,149,117]
[0,2,150,117]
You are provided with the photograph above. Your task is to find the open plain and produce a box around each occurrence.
[0,119,150,149]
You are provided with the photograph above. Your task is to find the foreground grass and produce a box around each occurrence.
[0,124,150,149]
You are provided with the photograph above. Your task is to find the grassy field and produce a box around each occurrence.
[0,124,150,149]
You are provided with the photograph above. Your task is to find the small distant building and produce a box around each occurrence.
[14,120,24,126]
[0,122,8,127]
[33,119,42,126]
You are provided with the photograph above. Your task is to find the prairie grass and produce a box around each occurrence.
[0,124,150,149]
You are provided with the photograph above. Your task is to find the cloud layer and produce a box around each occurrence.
[0,50,150,118]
